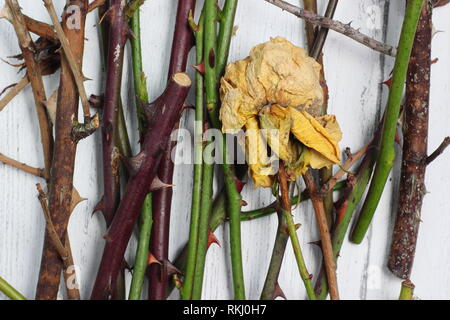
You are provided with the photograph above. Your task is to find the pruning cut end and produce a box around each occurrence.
[172,72,191,87]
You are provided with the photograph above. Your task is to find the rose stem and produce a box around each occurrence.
[351,0,424,244]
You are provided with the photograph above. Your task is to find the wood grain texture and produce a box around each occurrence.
[1,0,450,300]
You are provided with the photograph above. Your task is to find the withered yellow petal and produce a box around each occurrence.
[243,117,274,188]
[258,104,298,163]
[289,107,341,164]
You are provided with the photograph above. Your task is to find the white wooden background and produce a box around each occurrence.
[1,0,449,300]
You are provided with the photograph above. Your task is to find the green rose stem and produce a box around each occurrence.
[279,163,316,299]
[188,0,245,300]
[181,10,205,300]
[398,280,415,300]
[128,5,153,300]
[350,0,424,244]
[169,181,345,296]
[0,277,26,300]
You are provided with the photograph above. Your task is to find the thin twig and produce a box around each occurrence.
[303,170,339,299]
[0,152,47,179]
[264,0,396,56]
[0,76,29,111]
[43,0,91,123]
[6,0,54,177]
[426,136,450,165]
[320,142,371,194]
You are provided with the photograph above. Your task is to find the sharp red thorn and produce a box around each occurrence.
[273,283,287,300]
[165,260,182,277]
[149,176,174,192]
[147,253,162,266]
[207,230,221,248]
[192,61,205,75]
[235,179,246,192]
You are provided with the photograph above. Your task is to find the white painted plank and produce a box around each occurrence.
[1,0,450,300]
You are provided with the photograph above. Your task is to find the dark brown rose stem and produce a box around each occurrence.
[148,0,196,300]
[34,0,92,300]
[91,73,191,299]
[100,0,127,236]
[388,3,432,280]
[264,0,396,56]
[96,2,132,300]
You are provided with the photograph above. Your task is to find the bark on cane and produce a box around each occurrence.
[101,0,128,228]
[91,73,191,299]
[35,0,89,300]
[5,0,54,178]
[388,3,432,279]
[148,0,196,301]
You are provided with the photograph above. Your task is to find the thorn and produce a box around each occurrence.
[70,187,87,213]
[308,240,322,249]
[122,260,132,272]
[149,176,174,192]
[272,283,286,300]
[0,82,17,97]
[147,253,162,266]
[192,61,205,75]
[207,230,221,248]
[382,76,392,88]
[1,58,22,68]
[82,76,92,82]
[123,151,146,176]
[433,0,450,8]
[308,274,313,280]
[235,179,246,192]
[44,90,58,125]
[294,223,301,230]
[92,196,105,216]
[432,24,444,39]
[164,260,182,277]
[181,104,194,112]
[240,199,248,207]
[102,233,112,242]
[431,57,439,64]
